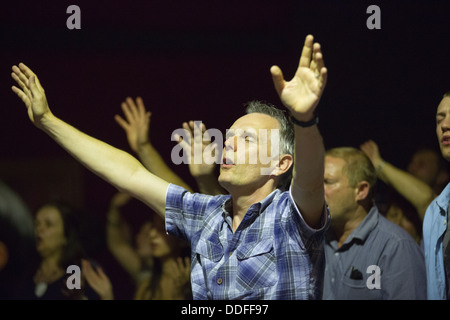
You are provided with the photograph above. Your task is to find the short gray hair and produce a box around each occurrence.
[244,100,294,190]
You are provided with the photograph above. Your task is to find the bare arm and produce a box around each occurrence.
[11,63,168,217]
[106,192,144,282]
[271,35,327,228]
[360,140,435,220]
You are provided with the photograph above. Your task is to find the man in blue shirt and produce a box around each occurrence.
[423,91,450,299]
[10,34,329,299]
[322,147,426,299]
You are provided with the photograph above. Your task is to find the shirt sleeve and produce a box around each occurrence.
[165,183,221,243]
[379,238,427,299]
[288,185,330,245]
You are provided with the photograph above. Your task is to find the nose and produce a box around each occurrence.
[148,226,159,239]
[224,135,237,152]
[439,113,450,133]
[35,222,44,234]
[442,121,450,133]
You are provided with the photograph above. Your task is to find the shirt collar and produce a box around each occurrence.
[326,206,379,249]
[221,188,282,219]
[436,181,450,216]
[347,206,379,242]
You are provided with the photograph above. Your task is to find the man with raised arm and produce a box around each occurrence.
[11,34,329,299]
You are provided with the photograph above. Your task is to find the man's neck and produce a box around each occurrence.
[333,207,367,248]
[229,183,277,232]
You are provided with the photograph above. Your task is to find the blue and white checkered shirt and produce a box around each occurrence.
[165,184,330,300]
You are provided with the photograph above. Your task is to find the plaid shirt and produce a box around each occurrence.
[165,184,330,300]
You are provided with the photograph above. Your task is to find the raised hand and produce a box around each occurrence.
[11,63,53,128]
[174,121,225,195]
[270,34,327,121]
[360,140,384,168]
[109,191,133,209]
[114,97,151,154]
[82,259,114,300]
[166,257,191,290]
[175,120,220,177]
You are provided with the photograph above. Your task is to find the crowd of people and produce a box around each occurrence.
[2,34,450,300]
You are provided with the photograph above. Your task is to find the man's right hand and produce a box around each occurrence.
[11,63,53,129]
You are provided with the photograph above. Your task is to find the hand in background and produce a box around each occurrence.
[82,259,114,300]
[360,140,384,168]
[115,97,151,154]
[167,257,191,290]
[174,121,226,195]
[177,121,220,178]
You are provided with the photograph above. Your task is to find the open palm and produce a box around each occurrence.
[11,63,52,128]
[271,35,327,120]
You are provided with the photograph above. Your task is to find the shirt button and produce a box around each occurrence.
[217,278,223,285]
[229,251,233,256]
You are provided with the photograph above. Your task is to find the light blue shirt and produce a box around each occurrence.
[423,181,450,299]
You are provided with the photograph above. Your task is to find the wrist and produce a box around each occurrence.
[290,113,319,128]
[107,209,121,225]
[37,112,57,130]
[136,141,151,152]
[375,160,386,174]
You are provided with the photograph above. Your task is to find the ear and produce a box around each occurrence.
[0,241,9,271]
[272,154,294,177]
[355,181,371,201]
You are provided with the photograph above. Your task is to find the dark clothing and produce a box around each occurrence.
[323,206,427,299]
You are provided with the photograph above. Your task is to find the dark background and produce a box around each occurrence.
[1,0,449,299]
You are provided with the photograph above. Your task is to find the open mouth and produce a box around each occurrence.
[222,157,235,167]
[442,136,450,146]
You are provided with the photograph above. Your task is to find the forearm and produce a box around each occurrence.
[106,230,142,281]
[137,142,193,192]
[378,162,435,220]
[40,114,168,216]
[291,125,325,228]
[42,114,139,187]
[106,207,141,276]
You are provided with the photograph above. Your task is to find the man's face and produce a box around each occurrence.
[435,97,450,162]
[324,156,358,225]
[218,113,280,193]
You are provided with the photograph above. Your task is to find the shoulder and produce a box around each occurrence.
[166,184,229,210]
[376,213,418,242]
[374,214,423,260]
[424,183,450,221]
